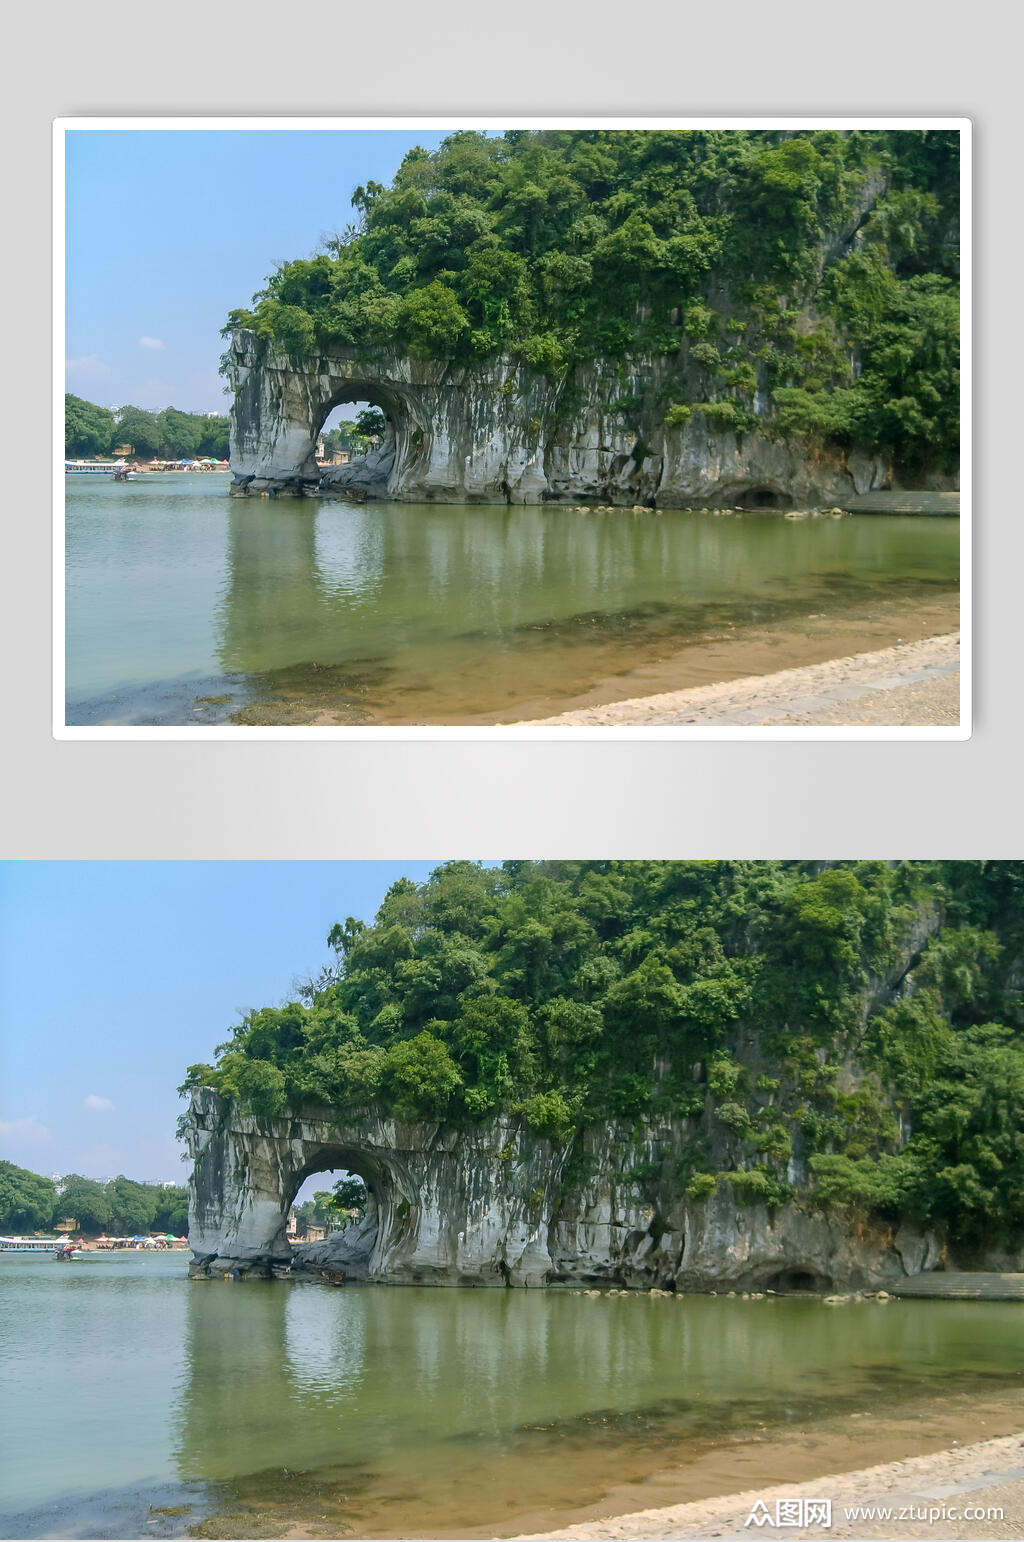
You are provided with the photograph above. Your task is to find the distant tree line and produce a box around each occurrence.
[0,1160,188,1236]
[292,1175,366,1237]
[65,393,230,461]
[320,407,388,458]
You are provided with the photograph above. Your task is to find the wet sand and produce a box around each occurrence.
[517,1431,1024,1540]
[517,633,960,728]
[261,593,959,727]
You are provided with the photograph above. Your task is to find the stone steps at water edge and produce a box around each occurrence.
[843,491,960,515]
[893,1272,1024,1300]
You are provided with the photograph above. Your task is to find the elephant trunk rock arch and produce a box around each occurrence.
[184,1087,564,1285]
[225,330,892,507]
[184,1087,934,1290]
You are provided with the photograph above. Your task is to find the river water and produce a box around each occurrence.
[1,1253,1021,1539]
[64,475,959,726]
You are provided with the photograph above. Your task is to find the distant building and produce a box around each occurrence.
[315,436,351,466]
[112,443,134,457]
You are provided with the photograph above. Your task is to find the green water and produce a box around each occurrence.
[64,475,959,726]
[1,1253,1021,1538]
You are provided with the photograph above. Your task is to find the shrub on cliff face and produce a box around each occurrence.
[518,1089,575,1143]
[398,282,470,358]
[224,128,960,474]
[381,1031,462,1121]
[187,861,1024,1245]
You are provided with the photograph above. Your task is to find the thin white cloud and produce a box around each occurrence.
[0,1115,51,1145]
[67,355,111,380]
[83,1094,115,1113]
[139,336,165,351]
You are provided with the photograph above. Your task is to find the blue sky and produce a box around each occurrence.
[65,129,452,415]
[0,862,468,1185]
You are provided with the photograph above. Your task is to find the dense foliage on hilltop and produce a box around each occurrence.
[183,861,1023,1247]
[225,129,960,473]
[0,1161,188,1235]
[65,394,229,460]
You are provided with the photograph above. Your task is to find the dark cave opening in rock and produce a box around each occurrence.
[734,487,794,510]
[764,1268,832,1293]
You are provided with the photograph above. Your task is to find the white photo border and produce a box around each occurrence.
[53,116,971,742]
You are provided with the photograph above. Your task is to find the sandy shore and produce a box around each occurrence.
[517,634,960,728]
[515,1434,1024,1540]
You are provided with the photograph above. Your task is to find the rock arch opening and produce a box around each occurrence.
[315,393,402,501]
[286,1147,400,1281]
[314,382,422,502]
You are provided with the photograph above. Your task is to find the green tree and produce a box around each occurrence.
[158,408,202,459]
[332,1175,367,1217]
[196,417,230,458]
[355,407,387,442]
[0,1161,56,1232]
[382,1031,462,1120]
[292,1175,366,1235]
[398,282,470,357]
[113,407,162,459]
[104,1176,158,1234]
[56,1174,113,1234]
[151,1185,189,1234]
[65,394,115,457]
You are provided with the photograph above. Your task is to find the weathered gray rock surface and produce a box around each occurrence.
[290,1211,378,1279]
[185,1087,949,1290]
[225,331,896,507]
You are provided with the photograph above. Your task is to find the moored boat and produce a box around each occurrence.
[0,1236,68,1254]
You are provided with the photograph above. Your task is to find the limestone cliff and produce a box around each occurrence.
[226,331,890,507]
[185,1086,945,1290]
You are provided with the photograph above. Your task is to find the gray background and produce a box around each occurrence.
[4,0,1019,858]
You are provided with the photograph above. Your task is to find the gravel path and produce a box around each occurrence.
[517,634,960,728]
[514,1434,1024,1540]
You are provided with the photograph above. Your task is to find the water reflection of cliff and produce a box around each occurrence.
[171,1284,714,1486]
[216,504,386,678]
[171,1279,1010,1513]
[215,503,959,684]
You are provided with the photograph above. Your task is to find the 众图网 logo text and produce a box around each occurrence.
[745,1499,832,1527]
